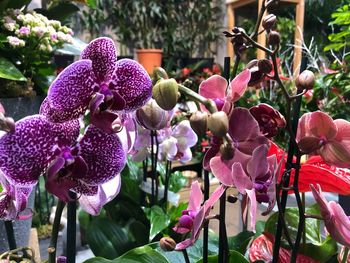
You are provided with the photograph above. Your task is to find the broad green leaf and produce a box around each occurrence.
[126,220,149,246]
[168,202,187,223]
[227,231,254,254]
[87,0,97,8]
[86,218,134,259]
[0,57,26,81]
[195,250,249,263]
[6,0,31,9]
[265,205,321,245]
[169,171,188,193]
[148,205,170,241]
[299,235,338,262]
[84,245,170,263]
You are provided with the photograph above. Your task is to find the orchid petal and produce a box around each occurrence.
[175,238,192,251]
[310,184,331,220]
[110,59,152,112]
[334,119,350,145]
[205,184,226,210]
[328,201,350,247]
[159,137,178,161]
[188,181,203,212]
[172,120,198,151]
[229,69,251,102]
[90,110,119,134]
[0,115,79,185]
[309,111,337,139]
[79,175,121,216]
[78,125,126,185]
[297,112,312,140]
[180,148,193,163]
[203,144,220,171]
[232,162,253,192]
[320,141,350,168]
[41,60,95,122]
[199,75,227,112]
[246,189,257,231]
[247,145,269,180]
[229,107,269,154]
[81,37,117,83]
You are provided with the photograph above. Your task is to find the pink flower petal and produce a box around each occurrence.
[188,181,203,212]
[247,145,269,181]
[297,112,312,140]
[210,156,235,186]
[246,188,257,231]
[320,141,350,168]
[205,184,226,210]
[229,69,251,102]
[231,162,252,193]
[308,111,337,139]
[334,119,350,144]
[199,75,227,101]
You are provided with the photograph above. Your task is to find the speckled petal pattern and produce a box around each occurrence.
[0,115,80,185]
[77,125,126,185]
[81,37,117,83]
[110,59,152,112]
[41,60,95,122]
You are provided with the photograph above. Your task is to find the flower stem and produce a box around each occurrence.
[342,247,349,263]
[202,169,210,263]
[218,189,228,263]
[154,131,160,201]
[150,131,155,205]
[66,192,77,263]
[4,220,17,250]
[164,160,172,207]
[178,84,218,114]
[182,249,190,263]
[48,200,66,263]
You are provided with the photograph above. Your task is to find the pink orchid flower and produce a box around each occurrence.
[310,184,350,247]
[198,69,251,113]
[174,181,226,250]
[297,111,350,168]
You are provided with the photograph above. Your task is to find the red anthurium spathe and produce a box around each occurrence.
[198,69,251,113]
[249,233,318,263]
[297,111,350,168]
[311,184,350,247]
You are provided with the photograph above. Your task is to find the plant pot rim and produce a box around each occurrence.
[136,49,163,54]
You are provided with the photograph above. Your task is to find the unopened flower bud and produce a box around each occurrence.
[136,99,171,130]
[207,111,229,137]
[160,237,176,251]
[227,194,238,203]
[56,256,67,263]
[296,70,315,90]
[220,142,235,160]
[190,111,208,136]
[153,78,179,110]
[258,59,273,74]
[262,14,277,30]
[268,31,280,46]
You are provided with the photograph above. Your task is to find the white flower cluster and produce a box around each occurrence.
[2,9,74,52]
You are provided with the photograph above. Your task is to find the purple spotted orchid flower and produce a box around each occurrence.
[174,181,226,250]
[40,37,152,133]
[0,115,126,215]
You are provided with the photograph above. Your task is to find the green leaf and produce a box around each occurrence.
[87,0,97,8]
[38,2,80,22]
[86,218,134,259]
[227,231,254,254]
[265,205,321,245]
[299,235,338,262]
[5,0,31,9]
[84,245,170,263]
[126,220,149,246]
[168,171,188,193]
[147,205,170,241]
[0,57,26,81]
[195,250,249,263]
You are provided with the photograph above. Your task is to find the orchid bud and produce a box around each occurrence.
[262,14,277,30]
[136,99,171,130]
[56,256,67,263]
[207,111,229,137]
[160,237,176,251]
[190,111,208,136]
[296,70,315,90]
[258,59,273,74]
[220,142,235,160]
[267,31,280,46]
[153,78,179,110]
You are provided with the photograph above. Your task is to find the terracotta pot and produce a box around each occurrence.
[136,49,163,74]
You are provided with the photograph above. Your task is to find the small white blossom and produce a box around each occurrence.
[7,36,25,47]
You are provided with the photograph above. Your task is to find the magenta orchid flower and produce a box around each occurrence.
[174,181,226,250]
[0,115,126,206]
[249,103,286,138]
[158,120,198,163]
[130,124,152,162]
[310,184,350,247]
[297,111,350,168]
[204,107,269,171]
[40,37,152,133]
[0,172,33,220]
[199,69,251,113]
